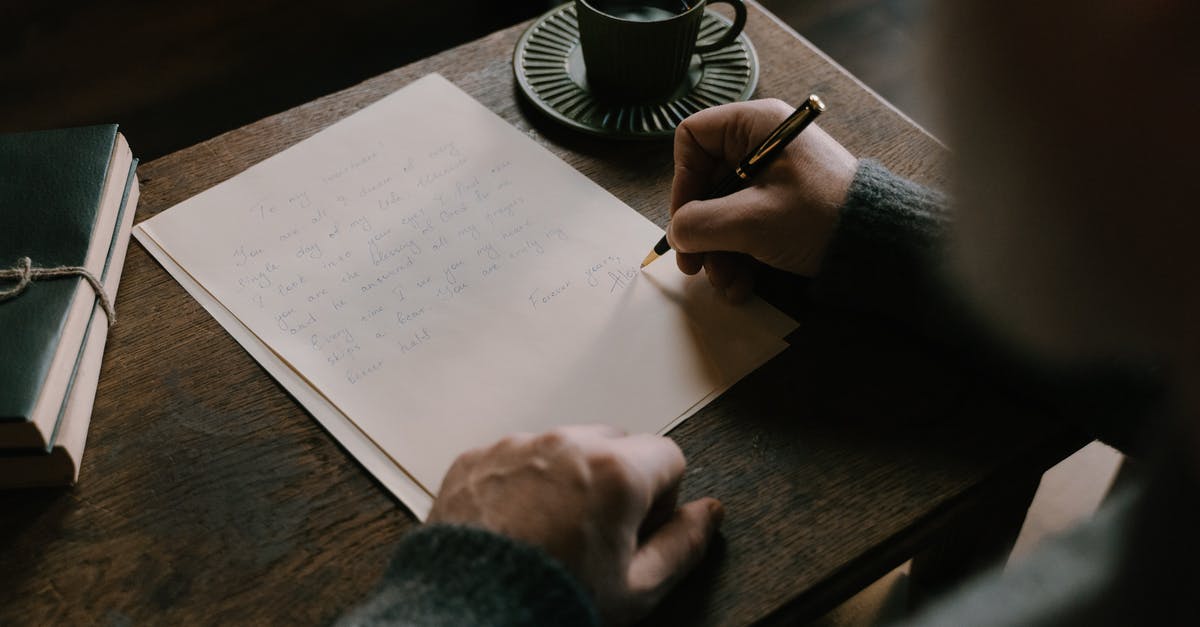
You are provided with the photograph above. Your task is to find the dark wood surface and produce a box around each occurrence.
[759,0,936,135]
[1,0,932,162]
[0,3,1082,625]
[0,0,554,160]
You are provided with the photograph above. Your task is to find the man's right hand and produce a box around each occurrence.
[667,99,859,300]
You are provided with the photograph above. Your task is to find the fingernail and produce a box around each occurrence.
[708,499,725,524]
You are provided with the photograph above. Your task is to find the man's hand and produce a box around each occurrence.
[428,425,723,626]
[669,98,858,300]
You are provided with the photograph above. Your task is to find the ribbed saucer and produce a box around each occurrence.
[513,3,759,139]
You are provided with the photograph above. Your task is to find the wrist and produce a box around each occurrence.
[343,524,600,627]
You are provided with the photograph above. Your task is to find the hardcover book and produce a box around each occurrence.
[0,125,136,458]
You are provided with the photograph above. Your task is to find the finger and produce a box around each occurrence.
[679,99,797,164]
[672,125,723,215]
[639,481,680,541]
[610,434,686,503]
[675,249,704,275]
[671,144,720,217]
[671,99,794,214]
[668,187,768,257]
[724,258,756,303]
[703,252,739,290]
[627,498,724,601]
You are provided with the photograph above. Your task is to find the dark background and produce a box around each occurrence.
[0,0,932,160]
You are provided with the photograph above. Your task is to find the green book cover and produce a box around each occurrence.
[0,125,120,426]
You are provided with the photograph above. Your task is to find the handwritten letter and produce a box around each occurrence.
[136,74,795,515]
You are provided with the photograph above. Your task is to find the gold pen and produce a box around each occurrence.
[641,94,827,268]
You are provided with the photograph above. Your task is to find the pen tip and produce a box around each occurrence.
[640,250,659,268]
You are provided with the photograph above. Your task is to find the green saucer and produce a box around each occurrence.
[513,3,759,140]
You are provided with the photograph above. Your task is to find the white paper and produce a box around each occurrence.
[135,74,796,517]
[135,231,436,515]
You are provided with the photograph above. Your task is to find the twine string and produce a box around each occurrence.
[0,257,116,326]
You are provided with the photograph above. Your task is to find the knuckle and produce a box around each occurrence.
[441,445,483,482]
[441,456,467,482]
[660,435,685,461]
[674,118,694,141]
[587,450,633,486]
[533,428,568,450]
[762,97,792,116]
[638,433,685,468]
[490,432,530,453]
[668,212,697,249]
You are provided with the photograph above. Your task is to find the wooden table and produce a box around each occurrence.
[0,3,1086,625]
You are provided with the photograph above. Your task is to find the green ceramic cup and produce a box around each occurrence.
[576,0,747,103]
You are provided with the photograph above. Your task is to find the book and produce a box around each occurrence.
[135,74,796,519]
[0,125,137,480]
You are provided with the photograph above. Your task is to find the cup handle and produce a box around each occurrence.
[694,0,747,53]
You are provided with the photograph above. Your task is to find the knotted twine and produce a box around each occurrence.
[0,257,116,326]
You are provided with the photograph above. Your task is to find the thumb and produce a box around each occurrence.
[627,498,724,603]
[667,187,765,257]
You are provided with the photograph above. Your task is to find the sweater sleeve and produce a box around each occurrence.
[809,160,1161,453]
[337,524,600,627]
[811,159,965,341]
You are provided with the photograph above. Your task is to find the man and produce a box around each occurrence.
[341,1,1199,624]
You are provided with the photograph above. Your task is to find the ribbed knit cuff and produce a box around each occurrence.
[338,524,599,627]
[812,158,952,321]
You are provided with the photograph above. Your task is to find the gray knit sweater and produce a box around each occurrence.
[339,161,1194,626]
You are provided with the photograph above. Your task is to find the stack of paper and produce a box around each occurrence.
[135,74,795,519]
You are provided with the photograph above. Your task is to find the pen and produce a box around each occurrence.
[640,94,826,268]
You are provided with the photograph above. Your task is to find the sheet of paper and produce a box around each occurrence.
[135,231,435,516]
[135,74,796,516]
